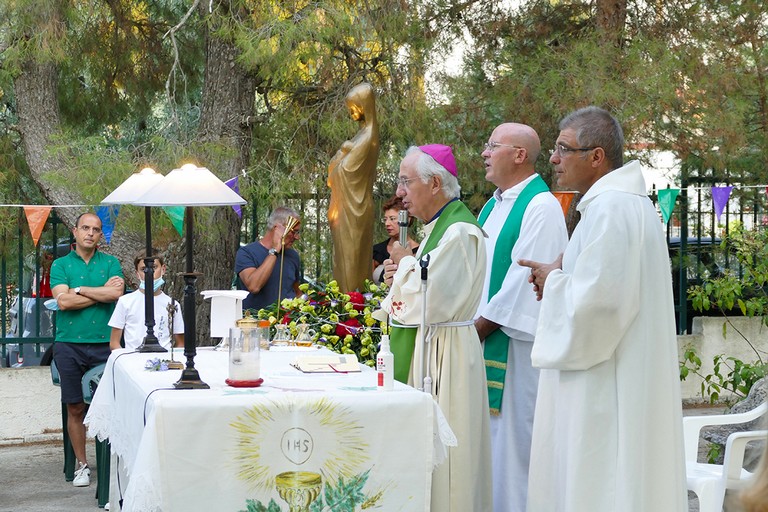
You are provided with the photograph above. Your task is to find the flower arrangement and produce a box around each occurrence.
[253,279,389,367]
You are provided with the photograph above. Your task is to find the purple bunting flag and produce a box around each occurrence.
[225,176,242,218]
[711,186,733,224]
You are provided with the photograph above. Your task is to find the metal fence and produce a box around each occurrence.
[2,183,763,366]
[652,179,766,334]
[1,210,71,367]
[242,192,396,284]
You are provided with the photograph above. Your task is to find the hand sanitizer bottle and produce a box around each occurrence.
[377,334,394,391]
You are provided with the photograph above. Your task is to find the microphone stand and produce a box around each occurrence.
[418,254,431,394]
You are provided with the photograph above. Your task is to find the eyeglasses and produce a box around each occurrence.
[78,225,102,234]
[396,176,421,189]
[552,142,597,155]
[483,142,524,153]
[381,215,399,224]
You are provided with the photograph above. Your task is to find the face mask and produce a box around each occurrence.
[139,277,165,292]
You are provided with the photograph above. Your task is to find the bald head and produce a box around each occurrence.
[500,123,541,162]
[482,122,542,191]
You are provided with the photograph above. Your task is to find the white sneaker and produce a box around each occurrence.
[73,463,91,487]
[104,502,110,510]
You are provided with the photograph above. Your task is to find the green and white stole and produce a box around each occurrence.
[389,200,481,383]
[478,175,549,415]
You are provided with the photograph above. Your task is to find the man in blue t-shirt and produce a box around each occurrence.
[235,207,302,312]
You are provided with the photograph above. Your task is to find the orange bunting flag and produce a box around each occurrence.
[23,206,52,247]
[552,191,577,217]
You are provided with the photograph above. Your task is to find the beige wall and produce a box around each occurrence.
[0,366,61,444]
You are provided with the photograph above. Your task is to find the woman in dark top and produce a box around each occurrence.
[372,196,419,283]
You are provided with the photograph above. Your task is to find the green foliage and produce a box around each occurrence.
[240,498,282,512]
[237,469,375,512]
[682,225,768,401]
[680,350,767,404]
[707,442,723,465]
[314,469,372,511]
[688,225,768,327]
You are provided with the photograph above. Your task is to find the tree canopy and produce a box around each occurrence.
[1,0,767,339]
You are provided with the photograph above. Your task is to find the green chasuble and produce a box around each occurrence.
[389,200,480,383]
[478,175,549,414]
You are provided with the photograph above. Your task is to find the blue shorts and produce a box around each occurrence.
[53,342,110,404]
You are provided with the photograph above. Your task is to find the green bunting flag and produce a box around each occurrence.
[163,206,185,236]
[658,188,680,224]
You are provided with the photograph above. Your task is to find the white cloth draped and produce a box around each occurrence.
[85,348,455,512]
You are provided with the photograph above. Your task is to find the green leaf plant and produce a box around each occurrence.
[681,224,768,403]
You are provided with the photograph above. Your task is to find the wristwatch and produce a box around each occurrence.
[268,248,279,257]
[74,287,82,295]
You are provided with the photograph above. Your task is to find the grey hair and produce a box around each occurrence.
[405,146,461,199]
[267,206,300,230]
[559,106,624,169]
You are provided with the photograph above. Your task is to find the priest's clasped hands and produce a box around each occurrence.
[518,253,564,301]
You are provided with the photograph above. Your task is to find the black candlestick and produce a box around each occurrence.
[174,206,209,389]
[137,206,165,353]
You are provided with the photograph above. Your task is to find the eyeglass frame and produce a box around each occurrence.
[396,176,423,189]
[77,225,102,234]
[552,142,598,156]
[483,142,524,153]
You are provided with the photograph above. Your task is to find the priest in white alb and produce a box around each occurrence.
[378,144,493,512]
[475,122,568,512]
[520,106,687,512]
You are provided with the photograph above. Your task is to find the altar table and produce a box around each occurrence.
[84,347,453,512]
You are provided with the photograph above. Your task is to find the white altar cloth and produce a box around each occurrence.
[85,347,453,512]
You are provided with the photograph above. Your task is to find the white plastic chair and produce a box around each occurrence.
[684,401,767,512]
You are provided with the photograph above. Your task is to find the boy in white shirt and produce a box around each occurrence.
[109,249,184,351]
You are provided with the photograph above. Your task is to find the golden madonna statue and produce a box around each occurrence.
[327,83,380,292]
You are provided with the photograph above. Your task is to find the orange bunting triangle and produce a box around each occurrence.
[552,192,577,217]
[23,206,52,247]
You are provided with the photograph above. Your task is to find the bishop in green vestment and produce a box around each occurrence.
[378,144,493,512]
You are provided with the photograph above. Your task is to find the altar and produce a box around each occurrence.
[84,347,453,512]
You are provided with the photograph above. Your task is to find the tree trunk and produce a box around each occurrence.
[14,27,142,273]
[14,60,75,222]
[596,0,627,47]
[171,3,257,344]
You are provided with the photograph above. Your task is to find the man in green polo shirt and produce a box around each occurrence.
[51,212,124,487]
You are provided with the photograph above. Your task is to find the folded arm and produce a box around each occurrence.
[53,276,124,311]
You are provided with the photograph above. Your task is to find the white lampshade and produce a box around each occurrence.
[135,164,246,207]
[101,167,165,205]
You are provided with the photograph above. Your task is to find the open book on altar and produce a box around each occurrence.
[291,354,361,373]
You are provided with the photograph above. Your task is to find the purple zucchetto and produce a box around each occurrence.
[419,144,457,177]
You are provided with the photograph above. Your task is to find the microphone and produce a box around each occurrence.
[398,210,409,248]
